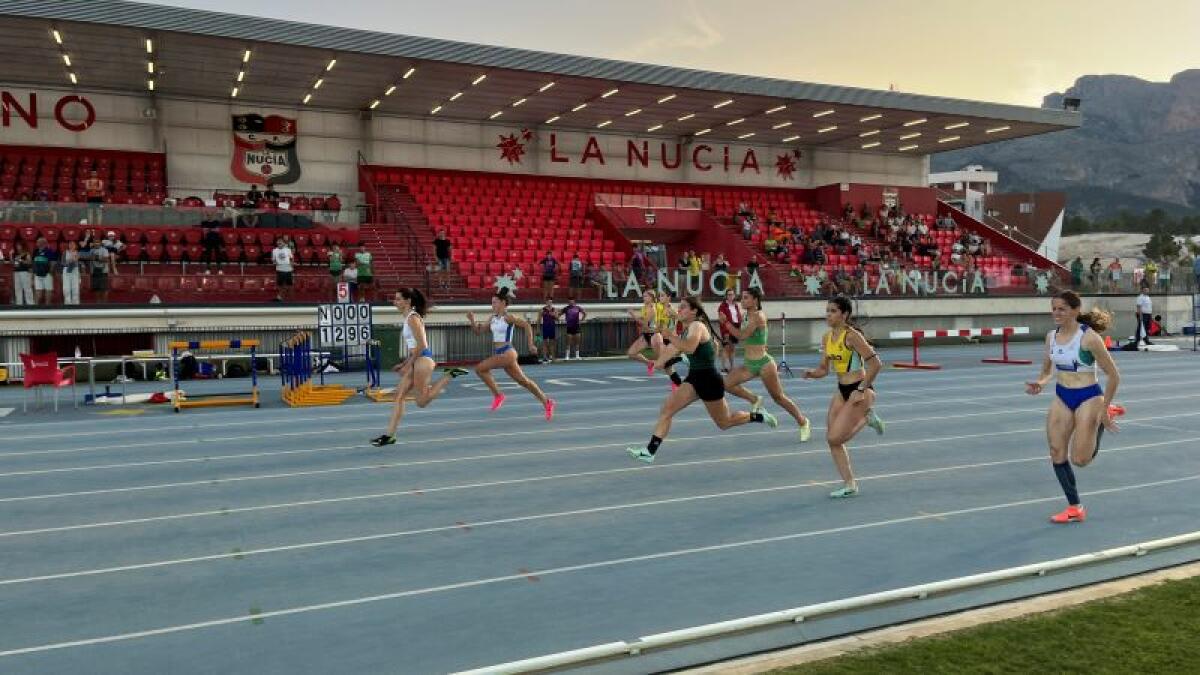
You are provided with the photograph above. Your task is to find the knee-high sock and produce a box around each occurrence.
[1053,461,1080,506]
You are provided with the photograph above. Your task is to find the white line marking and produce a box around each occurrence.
[1,472,1197,658]
[4,435,1194,587]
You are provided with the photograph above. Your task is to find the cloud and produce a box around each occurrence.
[612,1,723,62]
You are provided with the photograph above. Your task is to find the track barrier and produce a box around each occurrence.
[170,340,260,412]
[280,332,356,407]
[889,327,1031,370]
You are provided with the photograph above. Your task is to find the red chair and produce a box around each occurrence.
[19,353,76,412]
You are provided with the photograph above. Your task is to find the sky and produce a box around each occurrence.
[144,0,1200,107]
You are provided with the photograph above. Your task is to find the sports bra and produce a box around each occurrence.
[641,303,659,332]
[824,329,862,374]
[743,314,768,346]
[490,314,514,343]
[402,311,419,349]
[1048,324,1096,373]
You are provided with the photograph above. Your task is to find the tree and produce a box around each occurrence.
[1142,230,1181,261]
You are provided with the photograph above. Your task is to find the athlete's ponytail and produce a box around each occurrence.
[494,287,512,305]
[681,295,717,341]
[1058,290,1111,332]
[398,287,429,317]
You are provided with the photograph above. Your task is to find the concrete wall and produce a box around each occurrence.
[2,85,929,205]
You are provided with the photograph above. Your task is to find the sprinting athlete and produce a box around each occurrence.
[371,288,468,446]
[558,296,586,359]
[627,296,777,463]
[723,288,812,442]
[803,296,883,497]
[626,290,683,388]
[1025,291,1121,524]
[467,287,556,420]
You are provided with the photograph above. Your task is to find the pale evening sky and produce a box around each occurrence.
[147,0,1199,107]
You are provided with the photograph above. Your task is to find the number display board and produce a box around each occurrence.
[317,303,373,346]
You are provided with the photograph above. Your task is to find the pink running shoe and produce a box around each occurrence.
[670,381,679,392]
[646,362,655,376]
[544,398,556,421]
[490,393,506,412]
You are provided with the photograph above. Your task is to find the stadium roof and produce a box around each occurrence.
[0,0,1080,153]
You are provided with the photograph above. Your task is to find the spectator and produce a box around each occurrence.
[242,184,263,227]
[1158,259,1172,292]
[1195,255,1200,292]
[1069,256,1084,288]
[569,252,585,291]
[342,258,359,300]
[83,170,105,225]
[85,238,110,303]
[557,296,587,360]
[1107,258,1123,292]
[764,236,778,255]
[745,254,760,281]
[539,250,559,299]
[676,249,690,280]
[629,245,648,286]
[1143,259,1158,288]
[32,236,57,306]
[60,240,81,306]
[538,297,558,364]
[741,217,753,241]
[354,245,374,301]
[11,242,33,305]
[1089,257,1102,290]
[201,218,224,274]
[588,263,608,299]
[687,250,702,286]
[716,288,742,372]
[1135,287,1153,346]
[327,243,344,295]
[711,253,729,292]
[263,181,281,203]
[101,230,125,273]
[433,229,452,290]
[271,238,295,302]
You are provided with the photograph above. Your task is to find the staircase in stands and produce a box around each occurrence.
[364,186,472,300]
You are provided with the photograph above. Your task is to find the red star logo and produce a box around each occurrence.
[497,132,527,164]
[775,154,797,180]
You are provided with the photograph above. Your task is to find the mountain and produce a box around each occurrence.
[932,69,1200,220]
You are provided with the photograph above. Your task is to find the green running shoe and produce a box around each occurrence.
[829,484,859,499]
[443,367,470,378]
[865,409,885,435]
[798,417,812,443]
[627,446,655,463]
[760,410,779,428]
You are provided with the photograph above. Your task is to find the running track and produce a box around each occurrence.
[0,342,1198,673]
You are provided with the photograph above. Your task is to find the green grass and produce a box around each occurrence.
[776,574,1200,674]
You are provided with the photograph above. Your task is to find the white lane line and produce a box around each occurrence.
[4,434,1195,587]
[0,357,1190,439]
[1,471,1197,659]
[4,395,1199,481]
[5,422,1198,539]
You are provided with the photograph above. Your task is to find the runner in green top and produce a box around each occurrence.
[327,244,344,279]
[724,288,812,442]
[627,295,777,463]
[353,245,373,301]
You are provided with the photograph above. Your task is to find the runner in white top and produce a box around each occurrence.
[371,288,469,447]
[466,287,556,419]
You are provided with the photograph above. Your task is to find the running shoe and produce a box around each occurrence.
[865,409,886,435]
[443,367,469,378]
[760,410,779,428]
[670,381,679,392]
[544,398,556,421]
[646,362,655,376]
[1050,505,1086,524]
[798,417,812,443]
[751,395,765,413]
[370,434,396,447]
[627,446,655,463]
[489,393,506,411]
[829,485,859,499]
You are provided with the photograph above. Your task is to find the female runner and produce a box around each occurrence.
[370,288,468,446]
[722,288,812,442]
[467,287,556,420]
[1025,291,1121,523]
[627,296,777,463]
[803,296,884,497]
[626,290,682,388]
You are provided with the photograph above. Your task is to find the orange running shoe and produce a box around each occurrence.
[1108,404,1126,418]
[1050,505,1087,524]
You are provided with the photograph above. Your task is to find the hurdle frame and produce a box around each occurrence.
[280,331,356,407]
[890,327,1031,370]
[170,339,260,412]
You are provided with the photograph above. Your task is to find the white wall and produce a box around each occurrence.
[1,84,928,202]
[1039,209,1064,261]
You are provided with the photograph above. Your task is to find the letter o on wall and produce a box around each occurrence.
[55,95,96,132]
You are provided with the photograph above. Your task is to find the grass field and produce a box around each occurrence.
[781,574,1200,674]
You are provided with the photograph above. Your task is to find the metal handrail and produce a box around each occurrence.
[356,156,430,291]
[933,187,1043,251]
[456,530,1200,674]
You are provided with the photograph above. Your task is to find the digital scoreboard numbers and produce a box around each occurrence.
[317,303,373,346]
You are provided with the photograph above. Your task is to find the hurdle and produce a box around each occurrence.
[363,340,418,403]
[170,340,260,412]
[889,327,1031,370]
[280,331,357,407]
